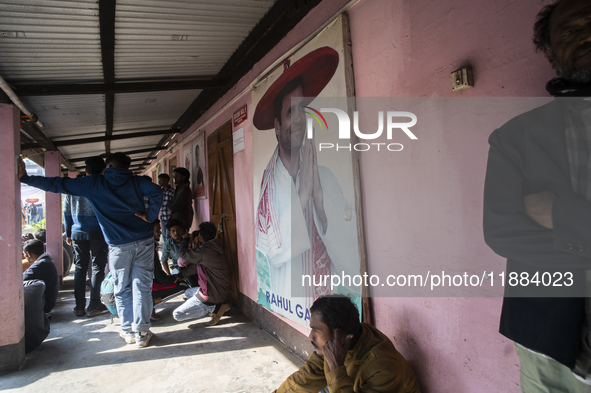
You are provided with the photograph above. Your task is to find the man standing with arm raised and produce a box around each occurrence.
[18,152,163,347]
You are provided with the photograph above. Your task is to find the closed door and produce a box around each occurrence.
[207,121,239,304]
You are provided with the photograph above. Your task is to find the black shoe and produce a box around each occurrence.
[73,307,86,317]
[87,304,109,317]
[150,309,162,321]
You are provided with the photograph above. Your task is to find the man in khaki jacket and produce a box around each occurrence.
[273,296,421,393]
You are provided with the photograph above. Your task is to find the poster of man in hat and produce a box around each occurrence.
[252,16,363,327]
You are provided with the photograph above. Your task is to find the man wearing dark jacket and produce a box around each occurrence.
[18,152,163,348]
[172,221,231,323]
[23,239,59,314]
[169,167,194,231]
[483,0,591,390]
[64,156,109,317]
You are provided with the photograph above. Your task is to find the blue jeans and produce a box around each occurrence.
[109,237,154,333]
[160,220,170,243]
[173,287,215,321]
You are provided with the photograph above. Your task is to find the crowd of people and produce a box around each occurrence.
[17,151,423,391]
[22,202,44,225]
[18,153,231,350]
[15,0,591,389]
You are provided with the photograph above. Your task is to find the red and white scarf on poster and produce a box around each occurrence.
[256,147,331,302]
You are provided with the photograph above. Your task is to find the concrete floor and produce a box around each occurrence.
[0,276,304,392]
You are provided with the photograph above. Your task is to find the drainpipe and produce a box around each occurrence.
[0,74,45,129]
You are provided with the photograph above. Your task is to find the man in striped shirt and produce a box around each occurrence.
[158,173,175,242]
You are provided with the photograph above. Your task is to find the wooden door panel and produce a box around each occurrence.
[207,121,239,304]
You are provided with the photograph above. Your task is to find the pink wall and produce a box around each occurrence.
[0,104,25,369]
[347,0,556,392]
[144,0,557,390]
[45,151,63,277]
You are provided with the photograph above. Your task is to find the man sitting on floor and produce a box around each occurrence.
[151,219,186,320]
[160,219,184,276]
[273,296,421,393]
[23,279,50,353]
[23,239,59,314]
[172,221,231,325]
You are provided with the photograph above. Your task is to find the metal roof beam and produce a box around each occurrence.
[50,129,173,147]
[68,146,166,163]
[10,79,222,96]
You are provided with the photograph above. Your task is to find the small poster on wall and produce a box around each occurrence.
[192,134,206,199]
[182,145,192,195]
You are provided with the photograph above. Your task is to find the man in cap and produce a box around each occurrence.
[253,47,360,316]
[483,0,591,390]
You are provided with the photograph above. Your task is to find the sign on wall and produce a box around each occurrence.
[233,127,245,153]
[233,104,248,128]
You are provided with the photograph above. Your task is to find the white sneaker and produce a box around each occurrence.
[120,330,136,344]
[136,330,153,347]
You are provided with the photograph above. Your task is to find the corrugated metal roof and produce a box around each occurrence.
[113,89,202,131]
[110,136,165,151]
[59,141,106,158]
[114,0,274,79]
[0,0,281,169]
[19,94,106,139]
[0,0,103,82]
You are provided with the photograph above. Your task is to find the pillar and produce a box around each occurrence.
[0,103,26,371]
[44,151,63,279]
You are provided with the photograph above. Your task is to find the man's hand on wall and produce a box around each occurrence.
[523,191,556,229]
[17,157,27,180]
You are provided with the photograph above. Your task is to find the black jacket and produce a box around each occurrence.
[169,180,194,230]
[483,98,591,368]
[23,253,59,313]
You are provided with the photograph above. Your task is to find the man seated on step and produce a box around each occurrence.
[23,239,59,314]
[273,296,421,393]
[151,219,187,320]
[159,219,184,276]
[172,221,232,325]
